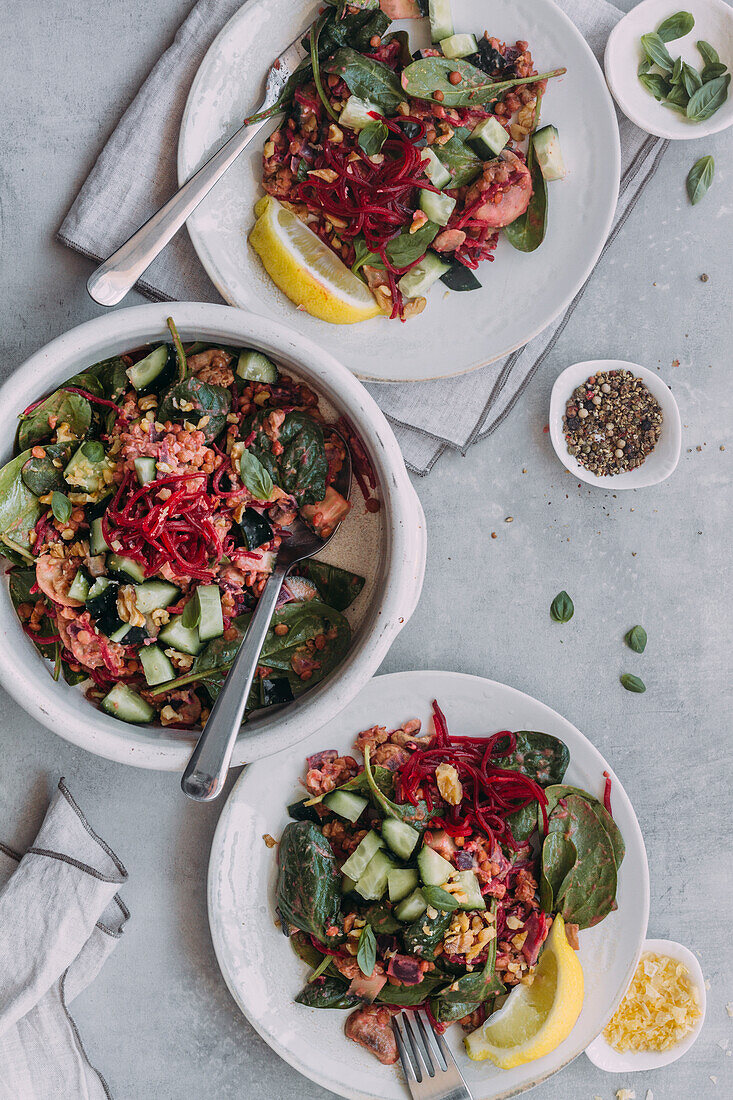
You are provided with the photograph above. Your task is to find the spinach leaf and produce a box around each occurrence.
[377,972,446,1006]
[63,371,105,398]
[18,390,91,450]
[492,731,569,787]
[504,147,547,252]
[87,355,129,401]
[0,451,43,559]
[540,831,577,913]
[546,794,618,928]
[543,784,625,870]
[687,74,730,120]
[319,6,390,56]
[290,929,326,969]
[433,133,482,188]
[439,262,481,292]
[244,411,327,506]
[305,764,394,808]
[402,909,453,961]
[657,11,695,42]
[239,450,275,502]
[363,745,437,830]
[260,600,351,690]
[299,559,365,611]
[352,237,380,274]
[295,976,361,1009]
[20,443,74,497]
[400,57,566,108]
[157,376,231,442]
[238,507,274,551]
[385,221,440,270]
[7,567,38,606]
[504,801,538,842]
[260,676,295,708]
[358,120,388,157]
[362,903,402,935]
[324,47,404,113]
[276,820,342,942]
[357,923,377,976]
[686,155,715,204]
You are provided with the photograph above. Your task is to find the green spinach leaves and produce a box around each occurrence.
[243,411,328,506]
[277,820,342,942]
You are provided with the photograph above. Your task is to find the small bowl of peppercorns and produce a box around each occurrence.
[549,358,682,489]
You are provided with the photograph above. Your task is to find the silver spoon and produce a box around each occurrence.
[180,436,352,802]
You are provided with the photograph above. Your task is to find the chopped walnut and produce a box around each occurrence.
[436,762,463,805]
[116,585,145,627]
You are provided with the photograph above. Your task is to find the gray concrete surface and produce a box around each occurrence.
[1,1,731,1097]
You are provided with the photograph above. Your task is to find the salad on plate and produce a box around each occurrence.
[0,319,374,729]
[249,0,567,323]
[276,700,624,1069]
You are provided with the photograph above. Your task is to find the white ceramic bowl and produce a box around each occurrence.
[605,0,733,139]
[585,938,706,1071]
[0,303,426,770]
[549,358,682,490]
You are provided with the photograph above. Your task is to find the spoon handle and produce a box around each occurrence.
[181,563,288,802]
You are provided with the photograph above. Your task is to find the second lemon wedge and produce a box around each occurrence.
[248,196,380,325]
[464,914,584,1069]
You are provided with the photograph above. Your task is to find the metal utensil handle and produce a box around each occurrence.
[87,116,269,307]
[180,563,288,802]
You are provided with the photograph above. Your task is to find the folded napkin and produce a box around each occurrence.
[0,780,128,1100]
[58,0,668,475]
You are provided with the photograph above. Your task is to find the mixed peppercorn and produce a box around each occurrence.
[563,369,663,476]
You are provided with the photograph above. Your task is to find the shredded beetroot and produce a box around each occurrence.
[23,626,59,646]
[335,416,379,511]
[62,387,121,412]
[602,770,613,817]
[422,1000,446,1033]
[395,701,548,851]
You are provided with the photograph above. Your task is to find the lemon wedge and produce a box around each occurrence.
[464,914,584,1069]
[248,196,381,324]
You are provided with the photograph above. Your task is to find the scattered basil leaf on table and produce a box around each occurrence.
[640,33,674,73]
[656,11,695,43]
[358,120,388,157]
[621,673,646,693]
[687,74,730,120]
[421,885,460,912]
[356,923,377,976]
[625,625,648,653]
[686,155,714,204]
[550,590,574,623]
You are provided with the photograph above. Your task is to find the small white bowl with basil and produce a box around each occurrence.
[605,0,733,139]
[549,358,682,490]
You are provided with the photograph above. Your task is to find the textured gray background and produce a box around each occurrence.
[1,1,732,1097]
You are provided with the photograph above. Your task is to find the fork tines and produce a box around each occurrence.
[392,1009,473,1100]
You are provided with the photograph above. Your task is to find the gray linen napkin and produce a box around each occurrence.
[58,0,667,475]
[0,780,128,1100]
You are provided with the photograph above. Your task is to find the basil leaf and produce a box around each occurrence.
[356,923,377,976]
[638,57,653,77]
[665,82,690,108]
[669,56,683,84]
[324,47,403,113]
[640,33,674,73]
[51,491,72,525]
[351,237,381,274]
[81,440,105,463]
[656,11,695,42]
[702,62,728,81]
[550,590,574,623]
[625,625,648,653]
[358,120,388,157]
[385,221,440,270]
[686,155,715,203]
[421,885,460,912]
[638,72,671,101]
[401,56,566,108]
[620,673,646,693]
[680,62,703,97]
[239,449,274,501]
[687,74,730,120]
[696,40,720,68]
[181,593,201,630]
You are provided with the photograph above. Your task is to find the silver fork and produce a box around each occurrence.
[86,30,309,307]
[392,1010,474,1100]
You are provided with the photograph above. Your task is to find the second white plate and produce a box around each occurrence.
[179,0,620,382]
[208,669,649,1100]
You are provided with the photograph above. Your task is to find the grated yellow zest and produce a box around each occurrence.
[603,952,702,1053]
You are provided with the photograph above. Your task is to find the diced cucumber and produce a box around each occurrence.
[134,456,157,486]
[109,622,131,643]
[419,146,451,189]
[469,115,509,158]
[133,580,180,614]
[419,189,456,227]
[156,615,203,656]
[323,789,369,823]
[236,349,278,383]
[388,868,419,903]
[533,124,566,181]
[452,870,486,911]
[194,585,224,641]
[342,874,357,894]
[63,444,114,497]
[394,887,428,923]
[417,844,454,886]
[101,683,154,724]
[126,345,171,393]
[381,817,420,861]
[338,95,381,132]
[439,32,478,59]
[429,0,453,43]
[107,553,146,584]
[89,517,109,556]
[67,568,91,603]
[340,830,385,881]
[398,252,451,298]
[138,644,175,687]
[355,849,396,901]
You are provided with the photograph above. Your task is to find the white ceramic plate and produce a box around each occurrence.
[178,0,621,382]
[585,938,706,1072]
[549,358,682,490]
[605,0,733,140]
[208,670,649,1100]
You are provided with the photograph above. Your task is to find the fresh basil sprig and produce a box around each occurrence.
[686,155,714,204]
[625,625,648,653]
[51,491,72,525]
[640,33,674,73]
[358,120,388,157]
[421,885,460,912]
[656,11,695,43]
[550,590,574,623]
[621,673,646,694]
[687,74,731,120]
[639,72,670,101]
[239,449,274,501]
[81,441,104,463]
[356,923,377,976]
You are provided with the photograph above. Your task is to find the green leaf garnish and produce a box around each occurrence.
[356,923,377,976]
[51,491,72,525]
[550,590,574,623]
[621,673,646,693]
[625,625,648,653]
